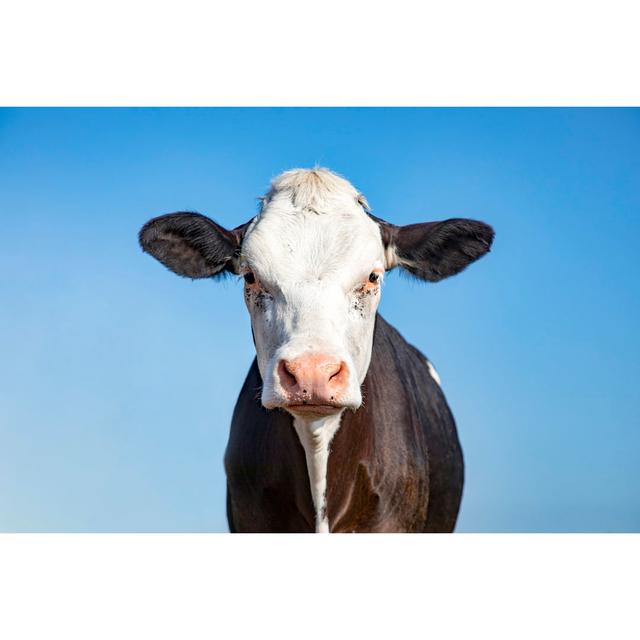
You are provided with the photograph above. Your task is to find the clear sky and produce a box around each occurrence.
[1,108,638,532]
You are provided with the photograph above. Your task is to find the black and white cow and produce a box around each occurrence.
[139,168,494,532]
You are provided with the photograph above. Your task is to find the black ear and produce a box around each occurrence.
[382,218,494,282]
[139,212,246,279]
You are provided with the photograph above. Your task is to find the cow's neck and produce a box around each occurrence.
[293,412,343,533]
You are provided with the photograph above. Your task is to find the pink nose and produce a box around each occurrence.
[278,354,349,407]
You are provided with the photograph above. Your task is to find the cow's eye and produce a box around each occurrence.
[244,272,256,285]
[368,272,380,284]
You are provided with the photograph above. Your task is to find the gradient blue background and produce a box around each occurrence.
[1,108,638,532]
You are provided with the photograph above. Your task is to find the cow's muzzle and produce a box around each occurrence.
[276,353,350,416]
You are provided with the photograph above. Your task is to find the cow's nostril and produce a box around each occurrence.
[328,362,347,384]
[279,360,298,389]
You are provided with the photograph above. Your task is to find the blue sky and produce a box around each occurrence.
[0,108,638,532]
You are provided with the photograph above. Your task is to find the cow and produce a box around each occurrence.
[139,168,494,532]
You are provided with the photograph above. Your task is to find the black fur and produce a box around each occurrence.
[373,216,494,282]
[139,212,243,279]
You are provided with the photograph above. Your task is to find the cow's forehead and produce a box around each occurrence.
[241,169,384,283]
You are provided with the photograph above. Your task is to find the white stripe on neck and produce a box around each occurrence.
[293,412,343,533]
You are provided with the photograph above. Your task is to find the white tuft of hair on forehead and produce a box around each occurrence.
[261,167,367,215]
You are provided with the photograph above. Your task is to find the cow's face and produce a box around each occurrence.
[238,172,385,415]
[140,168,494,419]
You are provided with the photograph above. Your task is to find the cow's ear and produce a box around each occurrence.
[139,212,247,279]
[381,218,494,282]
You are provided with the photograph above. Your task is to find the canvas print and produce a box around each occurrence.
[1,108,638,532]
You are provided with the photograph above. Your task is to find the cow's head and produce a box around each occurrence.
[140,168,493,419]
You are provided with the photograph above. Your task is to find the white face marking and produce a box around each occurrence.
[240,169,386,413]
[239,169,385,533]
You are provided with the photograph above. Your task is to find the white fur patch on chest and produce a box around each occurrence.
[292,413,343,533]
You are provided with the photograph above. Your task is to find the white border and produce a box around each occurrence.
[0,534,638,639]
[1,0,639,105]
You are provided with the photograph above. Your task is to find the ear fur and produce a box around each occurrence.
[139,212,246,279]
[374,216,494,282]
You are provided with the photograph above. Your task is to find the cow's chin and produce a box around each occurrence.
[261,395,360,420]
[284,403,344,419]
